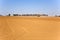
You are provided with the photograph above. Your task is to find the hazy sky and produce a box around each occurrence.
[0,0,60,16]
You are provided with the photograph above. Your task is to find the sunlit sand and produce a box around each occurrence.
[0,16,60,40]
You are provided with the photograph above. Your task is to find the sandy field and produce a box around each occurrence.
[0,16,60,40]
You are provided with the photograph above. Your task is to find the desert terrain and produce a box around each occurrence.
[0,16,60,40]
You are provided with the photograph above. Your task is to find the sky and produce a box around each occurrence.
[0,0,60,16]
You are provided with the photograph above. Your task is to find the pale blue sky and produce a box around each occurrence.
[0,0,60,16]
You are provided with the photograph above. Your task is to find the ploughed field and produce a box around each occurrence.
[0,16,60,40]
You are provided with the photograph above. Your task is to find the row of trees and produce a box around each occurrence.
[0,14,60,17]
[12,14,48,17]
[55,15,60,17]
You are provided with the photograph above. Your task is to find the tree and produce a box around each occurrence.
[6,14,11,16]
[9,14,11,16]
[13,14,18,16]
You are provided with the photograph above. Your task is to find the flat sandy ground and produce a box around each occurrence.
[0,16,60,40]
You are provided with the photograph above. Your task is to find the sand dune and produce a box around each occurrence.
[0,16,60,40]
